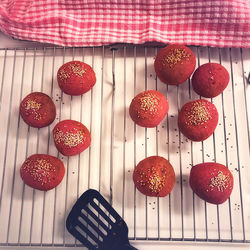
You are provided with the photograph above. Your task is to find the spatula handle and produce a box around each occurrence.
[120,244,138,250]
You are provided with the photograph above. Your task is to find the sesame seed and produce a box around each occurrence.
[58,68,70,82]
[138,93,160,116]
[54,128,86,148]
[163,48,191,68]
[209,171,231,192]
[24,99,42,120]
[25,99,41,110]
[148,172,166,193]
[23,158,56,186]
[70,63,86,77]
[185,101,212,126]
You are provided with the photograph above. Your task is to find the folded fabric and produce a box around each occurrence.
[0,0,249,48]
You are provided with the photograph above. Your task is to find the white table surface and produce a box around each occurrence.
[0,31,249,250]
[0,242,249,250]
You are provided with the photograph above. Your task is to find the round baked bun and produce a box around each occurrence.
[53,120,91,156]
[178,99,218,142]
[154,44,196,85]
[189,162,233,204]
[57,61,96,96]
[192,63,230,98]
[20,154,65,191]
[133,156,175,197]
[129,90,169,128]
[20,92,56,128]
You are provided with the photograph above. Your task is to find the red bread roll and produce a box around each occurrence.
[53,120,91,156]
[178,99,218,142]
[133,156,175,197]
[192,63,230,98]
[20,154,65,191]
[189,162,233,204]
[57,61,96,96]
[129,90,169,128]
[154,44,196,85]
[20,92,56,128]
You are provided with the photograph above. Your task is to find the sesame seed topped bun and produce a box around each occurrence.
[133,156,175,197]
[20,154,65,191]
[178,99,218,142]
[53,120,91,156]
[189,162,233,204]
[20,92,56,128]
[57,61,96,96]
[154,44,196,85]
[129,90,169,128]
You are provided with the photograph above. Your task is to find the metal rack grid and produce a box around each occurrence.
[0,45,249,247]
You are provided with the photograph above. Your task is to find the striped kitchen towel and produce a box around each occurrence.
[0,0,249,47]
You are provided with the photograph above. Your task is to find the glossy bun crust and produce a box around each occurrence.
[20,154,65,191]
[20,92,56,128]
[129,90,169,128]
[133,156,175,197]
[178,99,218,141]
[192,63,229,98]
[57,61,96,96]
[154,44,196,85]
[53,120,91,156]
[189,162,233,204]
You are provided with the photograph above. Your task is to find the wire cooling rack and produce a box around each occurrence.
[0,45,249,248]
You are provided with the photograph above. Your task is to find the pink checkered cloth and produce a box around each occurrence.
[0,0,249,48]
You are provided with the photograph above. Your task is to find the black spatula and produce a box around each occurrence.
[66,189,138,250]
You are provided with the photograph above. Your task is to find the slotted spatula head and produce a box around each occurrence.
[66,189,138,250]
